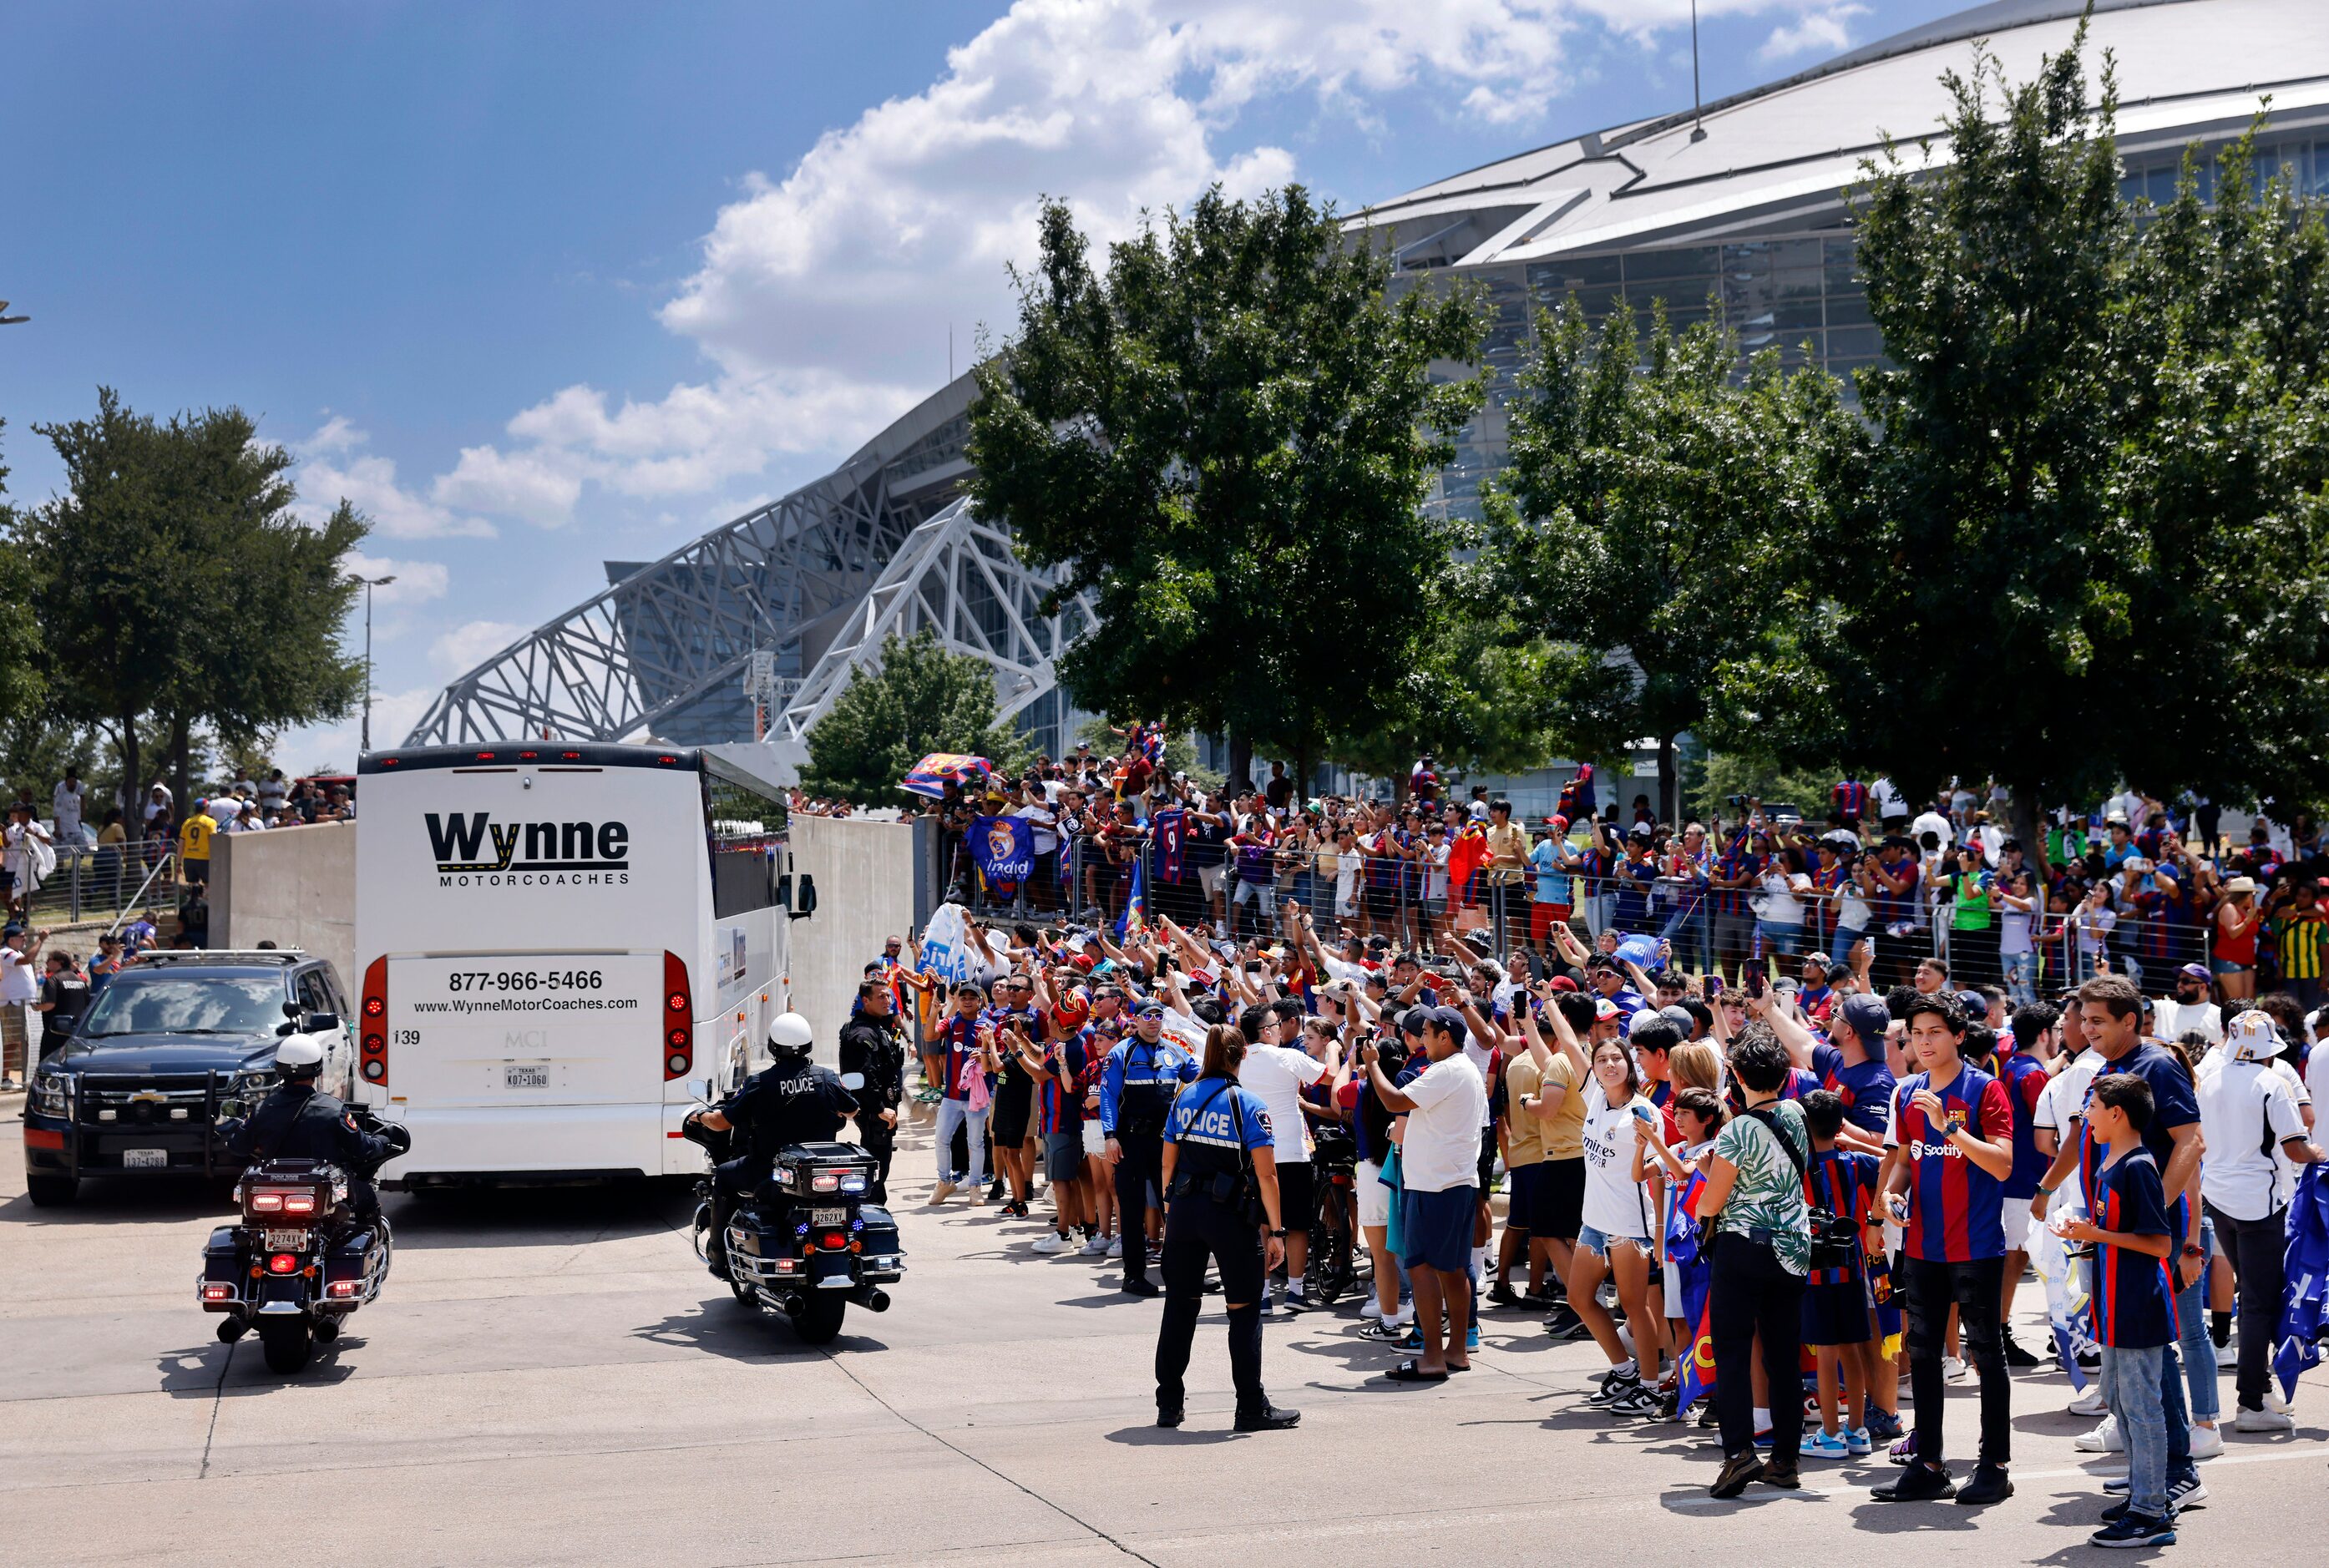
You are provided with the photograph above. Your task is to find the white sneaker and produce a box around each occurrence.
[2075,1414,2124,1453]
[1105,1237,1122,1257]
[2264,1386,2292,1414]
[2187,1422,2224,1459]
[1359,1297,1385,1322]
[1032,1231,1075,1254]
[1942,1355,1968,1383]
[2235,1406,2296,1433]
[2068,1385,2110,1418]
[1079,1233,1111,1256]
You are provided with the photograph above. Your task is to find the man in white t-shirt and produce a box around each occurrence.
[51,769,84,846]
[1238,1003,1333,1313]
[0,923,46,1087]
[2151,964,2223,1049]
[1362,1006,1486,1378]
[1911,802,1955,852]
[2198,1012,2323,1428]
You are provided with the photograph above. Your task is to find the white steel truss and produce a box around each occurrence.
[773,498,1097,741]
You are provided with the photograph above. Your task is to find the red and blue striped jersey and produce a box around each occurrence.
[1038,1038,1089,1135]
[1832,780,1869,820]
[1803,1148,1878,1286]
[1993,1045,2052,1198]
[2077,1044,2202,1239]
[935,1011,984,1103]
[1886,1065,2013,1262]
[2094,1148,2178,1348]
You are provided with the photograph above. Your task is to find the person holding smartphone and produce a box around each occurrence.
[1562,1032,1668,1417]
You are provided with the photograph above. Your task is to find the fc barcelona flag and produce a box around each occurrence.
[1118,852,1149,943]
[1674,1283,1717,1412]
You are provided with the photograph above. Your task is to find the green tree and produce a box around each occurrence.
[1492,305,1858,823]
[0,421,47,730]
[22,391,368,829]
[800,628,1032,804]
[1754,29,2329,848]
[968,185,1486,792]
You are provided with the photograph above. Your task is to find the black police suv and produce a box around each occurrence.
[20,949,356,1206]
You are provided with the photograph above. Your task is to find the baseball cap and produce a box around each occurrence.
[1430,1004,1470,1044]
[1835,994,1891,1047]
[1593,997,1621,1022]
[1132,1000,1165,1019]
[1954,989,1990,1019]
[1548,975,1579,993]
[1658,1004,1696,1035]
[2176,962,2211,981]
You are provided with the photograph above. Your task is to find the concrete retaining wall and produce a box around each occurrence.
[787,814,924,1045]
[212,822,357,987]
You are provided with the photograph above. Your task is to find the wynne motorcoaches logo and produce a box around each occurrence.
[426,812,632,888]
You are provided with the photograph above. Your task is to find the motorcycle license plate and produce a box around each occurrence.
[504,1065,549,1090]
[811,1206,849,1226]
[263,1229,312,1250]
[122,1148,167,1168]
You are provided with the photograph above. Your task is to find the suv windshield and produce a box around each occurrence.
[76,974,287,1039]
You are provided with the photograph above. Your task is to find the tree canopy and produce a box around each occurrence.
[967,185,1486,789]
[18,390,367,823]
[800,628,1032,804]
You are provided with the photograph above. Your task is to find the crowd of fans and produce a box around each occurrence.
[853,758,2329,1547]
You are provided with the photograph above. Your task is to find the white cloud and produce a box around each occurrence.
[291,420,495,540]
[1757,3,1866,63]
[277,686,438,774]
[430,619,529,677]
[432,443,583,529]
[342,552,448,605]
[433,1,1846,530]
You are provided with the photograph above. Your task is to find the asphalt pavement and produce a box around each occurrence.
[5,1100,2326,1566]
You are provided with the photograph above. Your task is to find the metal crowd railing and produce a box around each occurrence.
[934,828,2206,1003]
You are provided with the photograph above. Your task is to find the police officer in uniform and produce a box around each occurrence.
[1101,999,1197,1296]
[1155,1023,1299,1431]
[838,979,907,1204]
[688,1012,859,1277]
[225,1038,407,1221]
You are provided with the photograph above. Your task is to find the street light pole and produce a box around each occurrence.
[349,574,396,753]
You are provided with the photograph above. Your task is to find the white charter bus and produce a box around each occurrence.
[352,742,810,1184]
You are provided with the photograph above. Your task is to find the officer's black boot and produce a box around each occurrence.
[1155,1292,1201,1427]
[705,1187,736,1280]
[1227,1302,1299,1431]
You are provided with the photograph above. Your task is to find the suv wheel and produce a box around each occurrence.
[27,1173,78,1206]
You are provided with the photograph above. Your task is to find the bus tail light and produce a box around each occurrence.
[663,951,691,1081]
[360,958,388,1090]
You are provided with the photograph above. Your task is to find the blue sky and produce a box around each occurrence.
[2,0,1966,767]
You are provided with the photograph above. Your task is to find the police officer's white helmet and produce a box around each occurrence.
[768,1012,814,1054]
[275,1037,327,1075]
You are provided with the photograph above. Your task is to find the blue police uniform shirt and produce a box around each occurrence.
[1162,1074,1274,1174]
[1099,1034,1198,1135]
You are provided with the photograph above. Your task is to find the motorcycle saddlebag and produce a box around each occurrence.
[855,1205,902,1259]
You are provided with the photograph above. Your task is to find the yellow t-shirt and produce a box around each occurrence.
[1504,1053,1546,1166]
[1536,1049,1588,1161]
[180,814,215,861]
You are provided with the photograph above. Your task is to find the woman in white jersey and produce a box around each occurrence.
[1567,1035,1667,1416]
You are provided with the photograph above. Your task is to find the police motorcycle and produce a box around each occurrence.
[685,1013,905,1345]
[198,1039,410,1373]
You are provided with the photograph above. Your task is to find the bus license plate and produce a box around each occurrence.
[811,1206,849,1226]
[123,1148,167,1168]
[263,1229,312,1251]
[504,1065,549,1090]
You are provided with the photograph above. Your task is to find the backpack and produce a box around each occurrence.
[1743,1105,1858,1274]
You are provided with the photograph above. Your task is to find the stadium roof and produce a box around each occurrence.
[1354,0,2329,268]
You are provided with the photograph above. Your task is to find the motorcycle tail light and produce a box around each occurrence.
[281,1194,316,1216]
[812,1171,841,1192]
[327,1279,362,1297]
[201,1283,234,1302]
[819,1231,847,1251]
[266,1253,300,1274]
[249,1191,284,1213]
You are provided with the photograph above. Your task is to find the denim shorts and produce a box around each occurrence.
[1578,1222,1652,1259]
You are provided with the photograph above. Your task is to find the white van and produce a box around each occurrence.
[352,742,808,1184]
